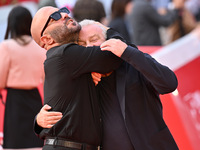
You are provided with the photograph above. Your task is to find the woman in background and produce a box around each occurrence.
[0,6,46,150]
[108,0,133,43]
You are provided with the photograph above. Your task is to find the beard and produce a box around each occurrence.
[50,20,81,44]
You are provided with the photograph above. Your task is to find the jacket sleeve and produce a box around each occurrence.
[65,44,122,78]
[106,28,127,42]
[121,46,178,94]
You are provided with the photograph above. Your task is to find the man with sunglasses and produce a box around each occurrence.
[31,6,128,150]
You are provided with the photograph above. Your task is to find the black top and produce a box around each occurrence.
[35,29,123,146]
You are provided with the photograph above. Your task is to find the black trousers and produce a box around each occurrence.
[3,88,43,148]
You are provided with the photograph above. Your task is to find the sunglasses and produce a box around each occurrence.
[41,7,70,37]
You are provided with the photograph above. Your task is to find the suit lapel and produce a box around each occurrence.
[116,61,126,120]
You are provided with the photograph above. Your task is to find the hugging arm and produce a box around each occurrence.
[121,46,177,94]
[34,104,63,135]
[101,40,178,94]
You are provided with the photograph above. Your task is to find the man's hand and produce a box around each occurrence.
[91,72,102,86]
[36,104,62,128]
[100,39,128,57]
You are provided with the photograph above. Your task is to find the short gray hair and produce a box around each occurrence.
[79,19,107,39]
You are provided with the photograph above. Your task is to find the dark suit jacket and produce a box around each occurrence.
[99,45,179,150]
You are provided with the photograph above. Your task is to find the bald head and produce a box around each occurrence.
[31,6,58,47]
[31,6,81,49]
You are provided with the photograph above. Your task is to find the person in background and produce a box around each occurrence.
[155,0,198,44]
[151,0,170,12]
[166,0,197,43]
[36,19,179,150]
[150,0,172,45]
[185,0,200,21]
[73,0,107,24]
[108,0,133,43]
[0,6,45,149]
[129,0,185,46]
[150,0,197,45]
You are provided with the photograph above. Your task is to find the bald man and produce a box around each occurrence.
[31,6,128,150]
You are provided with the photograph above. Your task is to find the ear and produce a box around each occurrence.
[40,34,55,46]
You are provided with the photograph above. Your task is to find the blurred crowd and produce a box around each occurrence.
[38,0,200,46]
[0,0,200,46]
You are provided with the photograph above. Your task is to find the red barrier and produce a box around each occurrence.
[170,57,200,150]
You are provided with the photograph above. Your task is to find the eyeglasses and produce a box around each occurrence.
[41,7,70,37]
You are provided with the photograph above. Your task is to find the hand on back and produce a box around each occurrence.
[37,104,63,128]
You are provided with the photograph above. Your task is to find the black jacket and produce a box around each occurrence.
[98,45,179,150]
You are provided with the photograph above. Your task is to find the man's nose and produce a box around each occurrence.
[60,12,69,19]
